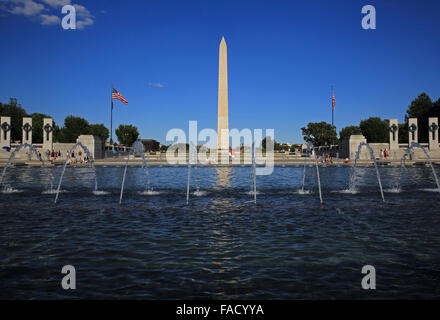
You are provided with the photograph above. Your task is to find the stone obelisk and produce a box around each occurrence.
[217,36,229,150]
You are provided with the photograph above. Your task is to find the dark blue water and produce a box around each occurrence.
[1,165,440,299]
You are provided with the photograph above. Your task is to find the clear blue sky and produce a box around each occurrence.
[1,0,440,144]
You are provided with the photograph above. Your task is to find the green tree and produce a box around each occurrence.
[0,101,28,141]
[115,124,139,146]
[261,136,279,151]
[405,93,433,143]
[52,124,62,143]
[58,115,90,142]
[359,117,389,143]
[301,121,337,147]
[429,98,440,121]
[279,143,291,152]
[398,122,409,144]
[31,113,51,143]
[89,123,109,142]
[339,125,362,142]
[274,141,283,151]
[291,144,301,152]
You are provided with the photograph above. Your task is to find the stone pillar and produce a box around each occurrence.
[0,116,11,147]
[349,135,367,159]
[389,119,399,150]
[22,117,32,144]
[428,117,439,150]
[77,135,103,159]
[43,118,53,151]
[408,118,418,145]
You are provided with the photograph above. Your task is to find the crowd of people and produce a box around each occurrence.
[65,150,89,165]
[44,149,89,165]
[45,149,62,161]
[317,153,333,164]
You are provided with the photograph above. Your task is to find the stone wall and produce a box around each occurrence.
[338,117,440,160]
[52,136,104,160]
[368,143,390,158]
[339,135,367,159]
[340,138,440,161]
[51,143,76,160]
[0,117,105,161]
[77,135,103,159]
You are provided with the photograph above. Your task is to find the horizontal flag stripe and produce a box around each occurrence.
[112,88,128,104]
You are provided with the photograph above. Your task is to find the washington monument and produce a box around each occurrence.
[217,36,229,150]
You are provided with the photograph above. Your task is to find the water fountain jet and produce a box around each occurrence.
[0,143,55,192]
[54,142,98,204]
[300,142,323,204]
[186,142,200,205]
[119,140,151,205]
[249,142,257,204]
[349,142,385,202]
[398,142,440,191]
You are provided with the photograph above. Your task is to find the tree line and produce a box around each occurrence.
[301,93,440,146]
[0,98,139,146]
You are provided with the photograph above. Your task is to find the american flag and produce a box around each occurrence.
[112,88,128,105]
[332,89,336,110]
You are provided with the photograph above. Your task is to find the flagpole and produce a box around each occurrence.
[331,85,334,147]
[331,85,334,128]
[110,84,114,144]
